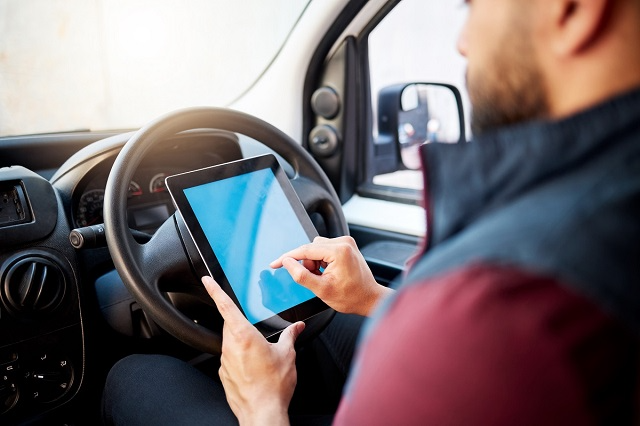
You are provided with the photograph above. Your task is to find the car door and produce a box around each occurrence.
[303,0,470,286]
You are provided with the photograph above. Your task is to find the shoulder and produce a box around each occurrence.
[334,263,637,425]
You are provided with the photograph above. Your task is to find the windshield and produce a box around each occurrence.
[0,0,310,137]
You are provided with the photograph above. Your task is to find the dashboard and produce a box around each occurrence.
[0,128,275,424]
[67,130,247,236]
[73,166,181,234]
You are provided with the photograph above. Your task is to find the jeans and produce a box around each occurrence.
[101,313,365,425]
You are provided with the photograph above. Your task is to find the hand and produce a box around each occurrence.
[202,276,304,426]
[270,236,394,317]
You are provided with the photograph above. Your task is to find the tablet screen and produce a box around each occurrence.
[166,154,328,337]
[183,167,315,325]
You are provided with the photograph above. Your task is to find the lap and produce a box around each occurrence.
[102,313,365,425]
[102,353,237,426]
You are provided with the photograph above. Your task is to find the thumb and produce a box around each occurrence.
[277,321,306,348]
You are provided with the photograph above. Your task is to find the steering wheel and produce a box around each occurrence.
[103,107,348,354]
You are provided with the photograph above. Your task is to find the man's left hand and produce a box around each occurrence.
[202,276,304,426]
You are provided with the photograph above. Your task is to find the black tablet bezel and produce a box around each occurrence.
[165,154,329,339]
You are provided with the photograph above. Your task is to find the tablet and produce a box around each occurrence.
[165,154,329,339]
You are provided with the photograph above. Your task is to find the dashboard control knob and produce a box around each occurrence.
[309,125,339,157]
[29,352,73,403]
[69,224,106,249]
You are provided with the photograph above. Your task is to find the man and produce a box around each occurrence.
[103,0,640,423]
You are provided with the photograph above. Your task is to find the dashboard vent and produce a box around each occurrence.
[2,256,66,315]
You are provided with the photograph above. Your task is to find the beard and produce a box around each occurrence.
[466,27,549,136]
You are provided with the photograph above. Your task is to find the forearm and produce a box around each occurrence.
[359,284,395,317]
[236,404,290,426]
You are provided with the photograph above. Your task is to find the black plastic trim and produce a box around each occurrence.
[0,167,58,246]
[0,131,126,176]
[357,182,421,206]
[302,0,370,202]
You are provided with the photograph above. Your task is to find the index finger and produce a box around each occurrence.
[270,241,335,269]
[201,276,249,327]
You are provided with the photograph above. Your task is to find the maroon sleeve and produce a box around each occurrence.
[333,263,636,425]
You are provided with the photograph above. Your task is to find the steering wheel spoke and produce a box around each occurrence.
[291,176,344,238]
[137,217,192,289]
[291,176,329,210]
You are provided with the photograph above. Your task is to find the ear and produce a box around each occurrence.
[550,0,611,56]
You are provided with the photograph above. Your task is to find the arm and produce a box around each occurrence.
[202,276,304,426]
[333,264,630,425]
[270,236,394,317]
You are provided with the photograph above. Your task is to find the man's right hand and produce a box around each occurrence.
[270,236,394,317]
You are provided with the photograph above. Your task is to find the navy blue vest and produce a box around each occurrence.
[403,87,640,334]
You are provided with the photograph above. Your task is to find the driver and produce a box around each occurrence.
[102,0,640,424]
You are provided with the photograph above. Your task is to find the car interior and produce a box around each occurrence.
[0,0,469,424]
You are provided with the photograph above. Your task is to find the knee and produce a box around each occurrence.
[102,354,181,424]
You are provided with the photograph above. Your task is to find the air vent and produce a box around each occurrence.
[2,256,66,316]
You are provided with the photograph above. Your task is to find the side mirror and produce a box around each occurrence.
[374,83,466,173]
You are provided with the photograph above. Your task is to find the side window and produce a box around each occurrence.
[367,0,469,191]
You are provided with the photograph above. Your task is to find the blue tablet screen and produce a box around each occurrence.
[183,167,315,324]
